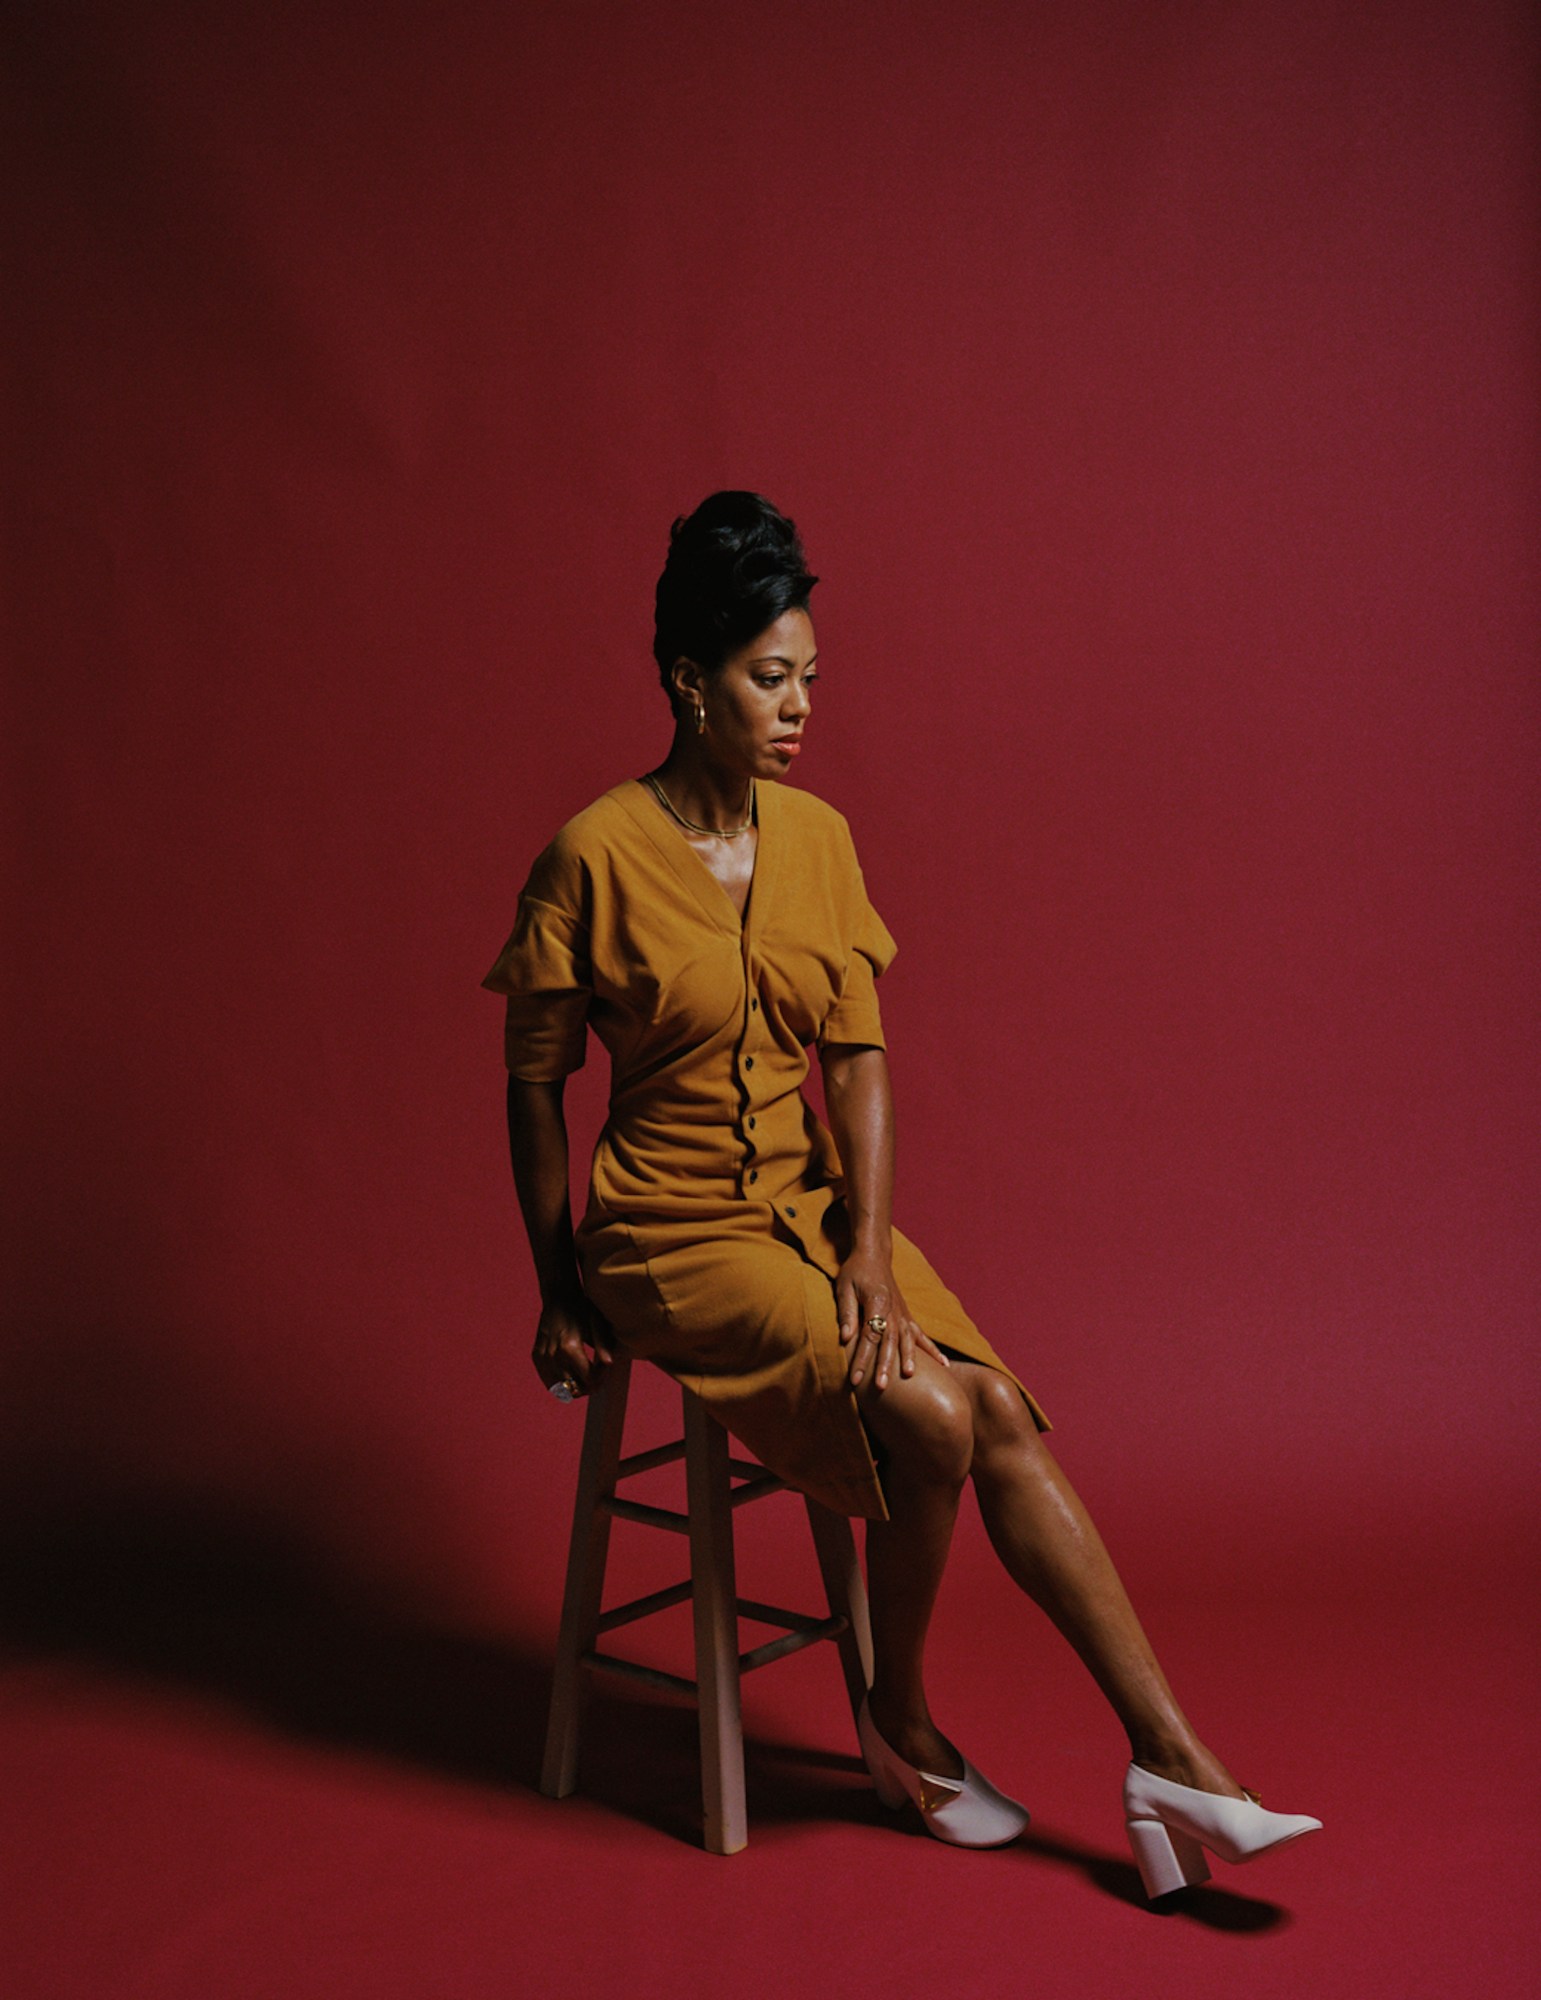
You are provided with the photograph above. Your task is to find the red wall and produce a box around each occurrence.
[5,0,1536,1629]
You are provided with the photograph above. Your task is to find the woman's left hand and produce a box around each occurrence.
[836,1246,953,1391]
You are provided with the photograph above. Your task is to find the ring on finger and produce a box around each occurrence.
[865,1314,889,1333]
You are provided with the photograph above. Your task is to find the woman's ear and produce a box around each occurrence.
[671,658,704,708]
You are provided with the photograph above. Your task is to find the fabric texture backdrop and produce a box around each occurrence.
[4,0,1535,1638]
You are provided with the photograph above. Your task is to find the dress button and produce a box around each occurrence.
[747,1115,756,1129]
[744,1055,755,1069]
[786,1205,797,1218]
[749,1169,758,1183]
[750,997,759,1011]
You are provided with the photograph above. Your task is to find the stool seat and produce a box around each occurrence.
[539,1352,874,1852]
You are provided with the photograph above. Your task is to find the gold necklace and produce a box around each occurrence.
[643,770,756,838]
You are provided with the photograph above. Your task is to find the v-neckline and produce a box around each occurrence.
[623,774,769,940]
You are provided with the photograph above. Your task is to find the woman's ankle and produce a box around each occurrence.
[867,1684,963,1779]
[867,1680,928,1736]
[1128,1729,1245,1799]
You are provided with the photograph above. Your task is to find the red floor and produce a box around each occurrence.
[2,1506,1536,2000]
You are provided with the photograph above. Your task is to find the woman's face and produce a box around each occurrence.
[680,607,818,781]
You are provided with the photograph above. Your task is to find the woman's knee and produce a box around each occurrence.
[859,1365,975,1486]
[965,1366,1042,1464]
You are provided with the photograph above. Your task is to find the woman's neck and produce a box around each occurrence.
[648,738,755,831]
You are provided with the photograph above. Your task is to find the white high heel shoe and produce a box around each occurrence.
[1123,1762,1323,1898]
[857,1694,1030,1848]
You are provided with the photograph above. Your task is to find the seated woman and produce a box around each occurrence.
[481,490,1321,1895]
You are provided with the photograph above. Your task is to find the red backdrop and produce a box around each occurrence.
[5,0,1536,1639]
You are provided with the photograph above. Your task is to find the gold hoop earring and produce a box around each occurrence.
[694,701,706,735]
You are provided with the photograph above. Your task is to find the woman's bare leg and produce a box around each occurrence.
[853,1361,975,1781]
[853,1350,1244,1796]
[951,1356,1245,1797]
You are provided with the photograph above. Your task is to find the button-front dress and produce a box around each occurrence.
[481,775,1050,1520]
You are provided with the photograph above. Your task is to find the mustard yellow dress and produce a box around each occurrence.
[481,775,1049,1519]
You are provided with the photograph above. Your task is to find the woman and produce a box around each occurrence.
[481,491,1321,1896]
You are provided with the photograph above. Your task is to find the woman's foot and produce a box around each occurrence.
[865,1686,964,1782]
[1123,1761,1323,1895]
[858,1694,1031,1847]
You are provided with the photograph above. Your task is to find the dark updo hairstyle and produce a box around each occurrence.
[653,491,819,713]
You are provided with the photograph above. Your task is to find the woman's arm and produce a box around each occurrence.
[819,1043,950,1392]
[820,1043,894,1254]
[505,1076,613,1394]
[505,1076,582,1305]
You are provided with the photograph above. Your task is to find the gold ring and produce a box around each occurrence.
[865,1315,888,1332]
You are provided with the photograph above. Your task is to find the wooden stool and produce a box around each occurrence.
[539,1351,874,1853]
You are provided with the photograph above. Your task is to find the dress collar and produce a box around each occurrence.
[617,775,780,945]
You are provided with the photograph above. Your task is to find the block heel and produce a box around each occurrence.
[1127,1815,1211,1897]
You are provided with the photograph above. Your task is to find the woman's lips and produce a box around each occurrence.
[770,738,802,757]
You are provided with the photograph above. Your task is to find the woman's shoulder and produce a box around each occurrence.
[515,780,637,914]
[543,778,638,856]
[775,784,877,886]
[772,780,856,844]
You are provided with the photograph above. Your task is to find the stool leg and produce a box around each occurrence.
[802,1497,874,1731]
[682,1390,747,1855]
[540,1354,632,1799]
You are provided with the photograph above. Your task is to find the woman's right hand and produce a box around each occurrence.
[532,1287,615,1399]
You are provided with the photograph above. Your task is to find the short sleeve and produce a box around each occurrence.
[480,846,593,1079]
[817,845,898,1054]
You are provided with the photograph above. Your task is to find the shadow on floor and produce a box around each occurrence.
[574,1695,1291,1929]
[1019,1825,1291,1931]
[0,1490,1290,1924]
[0,1485,871,1837]
[0,1489,557,1790]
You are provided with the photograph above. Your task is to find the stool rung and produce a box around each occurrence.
[583,1614,848,1692]
[597,1578,694,1632]
[728,1456,770,1479]
[728,1473,785,1509]
[740,1617,848,1674]
[734,1596,835,1634]
[582,1649,697,1698]
[600,1584,833,1641]
[604,1495,690,1533]
[618,1439,688,1478]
